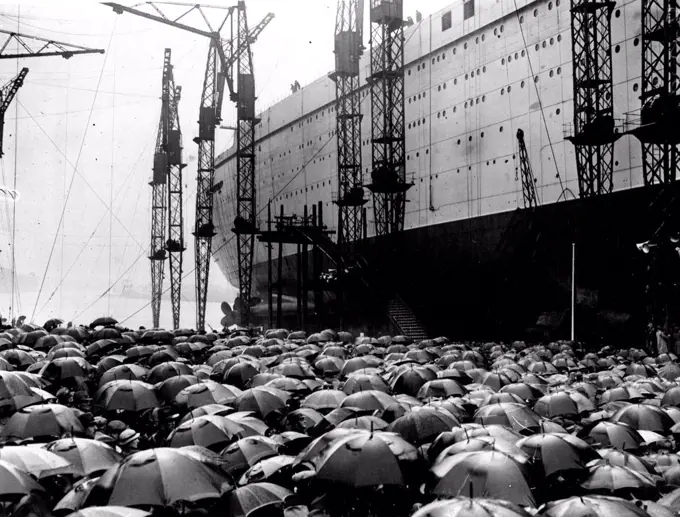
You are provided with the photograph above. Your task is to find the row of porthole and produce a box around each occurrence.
[406,149,431,160]
[409,0,563,76]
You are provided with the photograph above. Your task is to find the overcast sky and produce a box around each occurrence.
[0,0,453,326]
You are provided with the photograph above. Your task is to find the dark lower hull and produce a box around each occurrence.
[251,185,677,342]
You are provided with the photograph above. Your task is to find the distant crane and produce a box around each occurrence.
[104,1,274,330]
[149,49,185,329]
[366,0,411,236]
[516,129,539,210]
[0,69,27,158]
[330,0,366,249]
[0,30,104,157]
[0,30,105,59]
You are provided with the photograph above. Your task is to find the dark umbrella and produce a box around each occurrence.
[168,414,247,451]
[0,403,84,441]
[429,450,535,506]
[84,448,232,506]
[90,317,118,328]
[610,404,675,434]
[387,408,459,445]
[539,495,653,517]
[46,437,122,477]
[94,380,159,412]
[412,497,532,517]
[577,421,644,451]
[516,433,594,477]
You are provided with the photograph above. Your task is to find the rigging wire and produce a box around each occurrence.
[10,8,19,324]
[30,19,118,324]
[60,60,70,315]
[109,40,116,315]
[513,0,575,202]
[18,100,147,253]
[36,130,154,318]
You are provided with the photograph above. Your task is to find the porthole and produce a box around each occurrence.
[615,44,621,53]
[442,110,446,116]
[437,56,440,62]
[482,34,485,41]
[423,92,427,98]
[464,42,468,49]
[475,36,479,44]
[481,132,485,138]
[477,68,480,75]
[535,44,540,51]
[549,1,553,9]
[550,70,554,77]
[557,66,561,74]
[519,15,524,23]
[556,108,561,115]
[454,78,458,85]
[634,37,640,46]
[500,25,504,32]
[508,85,512,92]
[464,102,468,108]
[453,47,457,55]
[556,0,560,5]
[483,66,486,73]
[443,83,447,89]
[615,160,619,166]
[534,76,539,83]
[471,71,475,77]
[501,88,505,95]
[457,139,461,145]
[615,8,621,17]
[469,136,472,141]
[633,83,639,92]
[476,98,479,104]
[482,95,486,102]
[550,37,554,45]
[465,73,469,80]
[500,126,504,132]
[494,28,498,36]
[437,113,441,119]
[442,53,446,59]
[453,106,457,113]
[408,123,411,129]
[508,55,512,62]
[432,57,435,64]
[521,50,525,57]
[417,64,420,71]
[534,8,538,16]
[409,98,412,103]
[502,58,506,65]
[557,34,562,42]
[418,93,421,99]
[438,85,441,92]
[542,41,547,48]
[521,80,525,88]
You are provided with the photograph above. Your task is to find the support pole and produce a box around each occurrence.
[277,204,284,328]
[297,243,303,330]
[571,242,576,341]
[302,205,309,330]
[267,201,273,329]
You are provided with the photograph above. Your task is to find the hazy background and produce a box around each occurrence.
[0,0,451,329]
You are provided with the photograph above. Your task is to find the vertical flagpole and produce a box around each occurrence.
[571,242,576,341]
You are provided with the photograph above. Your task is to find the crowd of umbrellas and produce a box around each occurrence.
[3,319,680,517]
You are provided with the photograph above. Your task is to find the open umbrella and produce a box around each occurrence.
[90,317,118,329]
[577,421,644,451]
[539,495,653,517]
[387,408,459,445]
[220,436,280,476]
[84,448,232,506]
[0,458,45,496]
[46,437,122,477]
[225,482,292,517]
[167,414,247,451]
[67,508,150,517]
[233,387,290,419]
[0,445,76,478]
[516,433,594,477]
[308,430,419,486]
[176,381,242,408]
[1,403,84,441]
[95,380,159,412]
[610,404,675,434]
[412,498,532,517]
[429,450,535,506]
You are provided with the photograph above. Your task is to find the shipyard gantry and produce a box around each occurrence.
[568,0,619,197]
[366,0,411,236]
[105,1,273,330]
[149,49,185,329]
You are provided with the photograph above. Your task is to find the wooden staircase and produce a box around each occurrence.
[387,295,428,340]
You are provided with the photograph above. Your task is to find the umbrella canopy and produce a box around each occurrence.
[1,403,84,441]
[147,361,193,384]
[610,404,675,434]
[473,403,542,434]
[412,498,532,517]
[46,437,122,477]
[94,380,159,412]
[581,463,657,495]
[90,317,118,328]
[307,430,419,486]
[0,458,45,496]
[301,390,346,412]
[225,482,292,517]
[220,436,280,475]
[516,433,595,477]
[176,381,242,408]
[239,455,297,485]
[67,508,150,517]
[233,387,290,419]
[0,445,76,478]
[577,421,644,451]
[167,414,248,451]
[84,448,232,506]
[387,408,459,445]
[534,391,595,418]
[429,450,535,506]
[539,495,653,517]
